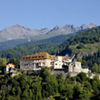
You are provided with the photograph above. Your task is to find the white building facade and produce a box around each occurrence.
[20,52,90,75]
[54,56,63,69]
[20,52,52,72]
[68,61,89,74]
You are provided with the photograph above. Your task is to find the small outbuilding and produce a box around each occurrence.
[4,63,15,72]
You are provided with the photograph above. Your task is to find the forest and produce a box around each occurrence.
[0,68,100,100]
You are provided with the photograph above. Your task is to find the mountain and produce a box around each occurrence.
[0,26,99,59]
[0,24,96,50]
[80,24,96,30]
[0,24,40,42]
[0,24,96,42]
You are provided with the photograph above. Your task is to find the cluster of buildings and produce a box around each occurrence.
[2,52,100,78]
[20,52,89,76]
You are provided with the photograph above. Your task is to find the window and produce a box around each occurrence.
[24,64,28,66]
[36,63,39,68]
[43,62,45,65]
[55,63,57,65]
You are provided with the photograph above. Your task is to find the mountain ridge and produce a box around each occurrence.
[0,24,96,42]
[0,24,97,51]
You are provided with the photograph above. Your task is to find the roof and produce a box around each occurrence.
[6,64,15,68]
[21,52,52,60]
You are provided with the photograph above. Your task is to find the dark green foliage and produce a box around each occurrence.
[40,68,58,97]
[73,84,82,100]
[8,58,20,67]
[76,43,84,49]
[82,60,87,66]
[92,63,99,73]
[84,50,100,72]
[0,43,60,59]
[0,58,7,70]
[76,72,88,82]
[0,68,100,100]
[77,55,82,62]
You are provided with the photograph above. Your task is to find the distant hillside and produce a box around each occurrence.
[0,34,72,51]
[0,43,59,59]
[0,26,99,59]
[0,24,96,50]
[59,26,100,56]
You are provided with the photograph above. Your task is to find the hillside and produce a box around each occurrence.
[0,34,72,51]
[59,26,100,56]
[0,43,59,58]
[0,26,100,59]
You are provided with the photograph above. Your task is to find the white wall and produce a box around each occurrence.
[20,59,52,71]
[74,62,82,73]
[81,68,89,73]
[54,56,63,69]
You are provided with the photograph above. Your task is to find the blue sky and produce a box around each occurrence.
[0,0,100,30]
